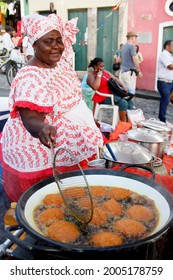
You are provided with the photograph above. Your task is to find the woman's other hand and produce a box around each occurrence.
[123,86,128,93]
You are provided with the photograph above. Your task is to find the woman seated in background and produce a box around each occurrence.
[87,57,134,122]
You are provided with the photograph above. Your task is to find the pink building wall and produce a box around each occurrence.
[127,0,173,91]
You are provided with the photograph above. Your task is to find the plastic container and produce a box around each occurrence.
[81,73,94,111]
[94,104,119,130]
[3,202,26,248]
[82,89,94,110]
[4,202,18,227]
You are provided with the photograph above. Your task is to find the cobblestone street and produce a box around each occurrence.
[134,97,173,123]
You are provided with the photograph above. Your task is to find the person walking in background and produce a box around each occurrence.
[113,43,124,77]
[119,31,142,100]
[87,57,133,122]
[11,29,21,47]
[22,32,34,61]
[0,29,5,52]
[135,45,143,64]
[114,43,124,58]
[7,0,15,28]
[157,40,173,123]
[2,26,14,53]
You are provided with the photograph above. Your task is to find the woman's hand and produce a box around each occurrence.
[87,70,103,90]
[122,86,128,93]
[97,70,103,78]
[38,124,56,148]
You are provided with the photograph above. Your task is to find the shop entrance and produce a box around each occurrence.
[163,25,173,48]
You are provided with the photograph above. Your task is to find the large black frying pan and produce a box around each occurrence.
[5,167,173,260]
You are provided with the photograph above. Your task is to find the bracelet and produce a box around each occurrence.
[97,74,102,78]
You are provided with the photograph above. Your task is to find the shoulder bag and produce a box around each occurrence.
[112,62,120,71]
[107,78,134,101]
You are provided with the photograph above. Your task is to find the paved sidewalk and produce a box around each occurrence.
[134,97,172,123]
[136,89,160,100]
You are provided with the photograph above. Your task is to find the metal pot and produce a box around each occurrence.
[101,141,155,168]
[138,119,172,144]
[127,128,165,158]
[5,168,173,260]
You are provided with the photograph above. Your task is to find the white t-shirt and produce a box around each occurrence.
[2,32,14,51]
[8,2,14,15]
[157,49,173,80]
[22,36,34,57]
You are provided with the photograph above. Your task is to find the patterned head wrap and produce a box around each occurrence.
[22,13,78,45]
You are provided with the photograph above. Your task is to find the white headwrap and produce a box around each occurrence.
[22,13,78,45]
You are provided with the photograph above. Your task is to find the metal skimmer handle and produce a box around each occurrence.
[50,143,94,227]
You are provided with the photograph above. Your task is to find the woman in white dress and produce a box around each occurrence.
[0,13,103,202]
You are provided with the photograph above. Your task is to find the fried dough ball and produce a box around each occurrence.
[89,231,124,247]
[39,208,65,226]
[90,207,107,226]
[126,205,154,223]
[42,194,64,207]
[90,186,107,198]
[114,218,146,238]
[108,187,132,201]
[100,198,123,217]
[76,197,98,209]
[48,220,80,243]
[62,187,86,198]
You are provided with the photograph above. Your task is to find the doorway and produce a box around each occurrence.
[68,9,87,71]
[97,8,119,73]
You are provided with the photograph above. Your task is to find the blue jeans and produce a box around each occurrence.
[157,80,173,122]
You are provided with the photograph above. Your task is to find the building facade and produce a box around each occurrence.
[19,1,173,91]
[127,0,173,91]
[25,0,128,75]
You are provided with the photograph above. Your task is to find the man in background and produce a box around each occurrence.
[119,31,142,97]
[115,43,124,58]
[0,29,5,52]
[157,40,173,123]
[22,32,34,61]
[113,43,124,77]
[2,26,14,53]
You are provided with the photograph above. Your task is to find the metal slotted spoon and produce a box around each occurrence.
[50,143,94,227]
